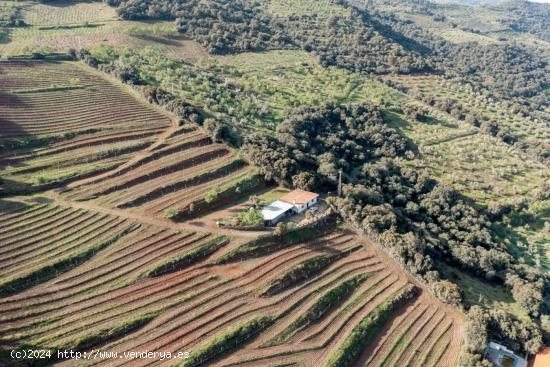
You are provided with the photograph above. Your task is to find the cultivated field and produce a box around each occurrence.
[216,50,402,125]
[0,60,172,192]
[0,201,135,297]
[62,123,259,219]
[0,1,208,62]
[388,74,550,147]
[0,221,462,367]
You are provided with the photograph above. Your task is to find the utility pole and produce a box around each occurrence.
[338,169,342,197]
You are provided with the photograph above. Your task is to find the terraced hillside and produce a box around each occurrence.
[0,214,462,366]
[0,60,172,193]
[62,123,260,219]
[0,201,136,297]
[0,60,464,366]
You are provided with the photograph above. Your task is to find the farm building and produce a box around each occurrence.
[485,341,527,367]
[261,200,295,226]
[279,189,319,213]
[261,189,319,225]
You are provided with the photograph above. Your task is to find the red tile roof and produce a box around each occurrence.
[280,189,319,205]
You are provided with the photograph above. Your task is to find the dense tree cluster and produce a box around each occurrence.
[106,0,428,73]
[285,12,429,74]
[174,0,292,54]
[241,103,408,186]
[107,0,293,54]
[442,42,550,100]
[330,161,509,279]
[501,0,550,43]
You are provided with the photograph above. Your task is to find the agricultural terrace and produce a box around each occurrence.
[0,1,207,61]
[0,201,136,297]
[389,75,550,147]
[63,124,260,219]
[0,224,462,366]
[0,200,231,355]
[0,60,172,192]
[214,50,402,126]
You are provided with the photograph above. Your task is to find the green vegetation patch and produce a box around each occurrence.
[180,316,274,367]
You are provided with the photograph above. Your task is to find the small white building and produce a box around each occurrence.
[261,190,319,226]
[261,200,295,226]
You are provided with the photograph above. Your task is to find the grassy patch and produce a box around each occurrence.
[438,264,528,320]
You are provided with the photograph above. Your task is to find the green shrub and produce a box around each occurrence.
[204,185,221,204]
[237,208,264,226]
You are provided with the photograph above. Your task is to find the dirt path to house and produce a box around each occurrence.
[46,190,268,238]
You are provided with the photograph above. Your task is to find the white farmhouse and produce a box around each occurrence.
[261,189,319,226]
[260,200,295,227]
